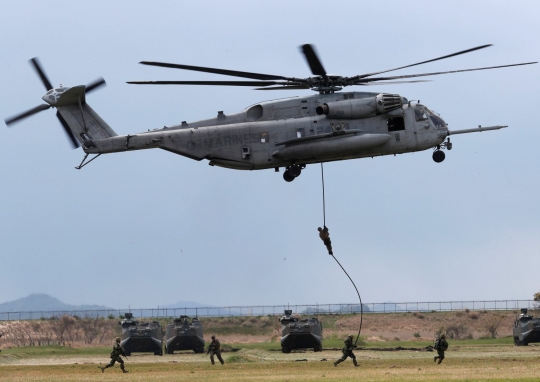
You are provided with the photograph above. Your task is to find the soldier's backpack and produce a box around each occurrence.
[433,338,441,350]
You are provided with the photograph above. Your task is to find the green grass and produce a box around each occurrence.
[0,337,515,359]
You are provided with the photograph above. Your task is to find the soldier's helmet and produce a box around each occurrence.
[211,335,216,339]
[115,337,121,342]
[348,334,353,339]
[440,334,446,339]
[317,227,322,231]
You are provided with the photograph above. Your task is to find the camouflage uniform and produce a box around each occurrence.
[318,226,333,255]
[100,339,128,373]
[208,336,224,365]
[433,335,448,364]
[334,335,358,367]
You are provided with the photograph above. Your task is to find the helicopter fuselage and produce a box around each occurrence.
[81,91,449,171]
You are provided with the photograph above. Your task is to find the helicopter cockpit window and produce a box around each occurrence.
[55,88,65,93]
[260,132,269,143]
[429,114,446,128]
[415,109,428,121]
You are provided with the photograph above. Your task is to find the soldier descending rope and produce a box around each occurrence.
[317,226,333,255]
[99,337,129,373]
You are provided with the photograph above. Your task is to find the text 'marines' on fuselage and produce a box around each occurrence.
[4,45,536,182]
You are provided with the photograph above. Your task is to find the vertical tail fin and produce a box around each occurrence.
[57,102,117,148]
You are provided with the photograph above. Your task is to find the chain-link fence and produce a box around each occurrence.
[0,300,535,321]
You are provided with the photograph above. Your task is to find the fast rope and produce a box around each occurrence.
[320,162,363,346]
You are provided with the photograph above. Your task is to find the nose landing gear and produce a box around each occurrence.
[432,138,452,163]
[432,149,445,163]
[283,164,305,182]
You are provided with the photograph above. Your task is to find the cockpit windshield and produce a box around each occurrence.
[420,107,447,128]
[429,114,446,128]
[415,108,428,122]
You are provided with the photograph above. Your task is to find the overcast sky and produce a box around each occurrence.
[1,0,539,310]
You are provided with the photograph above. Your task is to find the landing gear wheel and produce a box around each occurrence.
[313,345,322,352]
[432,150,445,163]
[289,165,302,177]
[281,346,291,353]
[283,170,295,182]
[167,346,173,354]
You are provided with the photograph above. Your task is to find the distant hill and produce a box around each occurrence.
[0,293,111,313]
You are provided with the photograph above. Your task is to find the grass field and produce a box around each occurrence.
[2,341,540,381]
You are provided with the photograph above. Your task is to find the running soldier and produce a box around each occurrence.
[334,334,358,367]
[433,333,448,364]
[99,337,129,373]
[207,335,224,365]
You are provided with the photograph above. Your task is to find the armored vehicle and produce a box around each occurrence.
[120,313,163,356]
[513,308,540,346]
[280,310,322,353]
[165,316,205,354]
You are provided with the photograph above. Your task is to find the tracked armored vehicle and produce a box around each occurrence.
[165,316,205,354]
[120,313,163,356]
[280,310,322,353]
[513,308,540,346]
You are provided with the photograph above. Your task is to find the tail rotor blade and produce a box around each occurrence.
[85,77,106,93]
[56,111,80,149]
[5,104,51,126]
[301,44,327,78]
[29,57,53,91]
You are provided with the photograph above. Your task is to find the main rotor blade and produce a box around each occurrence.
[300,44,327,78]
[56,111,80,149]
[127,80,291,86]
[139,61,294,81]
[352,44,493,80]
[85,77,106,93]
[29,57,53,91]
[255,85,311,90]
[5,104,51,126]
[355,62,538,83]
[353,80,431,86]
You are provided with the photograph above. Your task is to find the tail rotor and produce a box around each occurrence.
[4,57,106,149]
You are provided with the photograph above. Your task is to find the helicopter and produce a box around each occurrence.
[5,45,536,182]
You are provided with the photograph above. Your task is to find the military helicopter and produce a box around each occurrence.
[5,45,536,182]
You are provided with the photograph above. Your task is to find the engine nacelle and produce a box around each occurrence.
[316,93,403,119]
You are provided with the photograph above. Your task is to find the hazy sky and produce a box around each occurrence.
[1,0,539,310]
